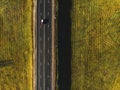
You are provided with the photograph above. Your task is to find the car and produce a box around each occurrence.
[41,19,49,24]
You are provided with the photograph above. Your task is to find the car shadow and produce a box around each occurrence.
[57,0,72,90]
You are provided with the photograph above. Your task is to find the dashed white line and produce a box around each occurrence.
[54,16,56,19]
[43,0,46,89]
[40,50,42,53]
[40,13,42,16]
[47,62,50,65]
[40,63,42,66]
[40,75,42,79]
[48,37,49,41]
[48,12,49,15]
[48,0,50,3]
[47,87,50,90]
[48,49,50,53]
[47,75,50,78]
[40,1,42,4]
[48,24,49,28]
[40,38,42,41]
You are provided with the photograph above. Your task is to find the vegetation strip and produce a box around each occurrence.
[0,0,32,89]
[71,0,120,90]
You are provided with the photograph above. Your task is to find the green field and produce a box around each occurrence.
[0,0,32,89]
[71,0,120,90]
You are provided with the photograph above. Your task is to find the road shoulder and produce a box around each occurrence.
[52,0,56,89]
[32,0,37,90]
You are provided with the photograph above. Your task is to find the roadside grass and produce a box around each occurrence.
[71,0,120,90]
[0,0,32,89]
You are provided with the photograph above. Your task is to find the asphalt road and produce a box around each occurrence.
[37,0,52,90]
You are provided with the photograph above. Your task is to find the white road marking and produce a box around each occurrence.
[40,75,42,79]
[40,13,42,16]
[48,0,50,3]
[48,49,50,53]
[47,75,49,78]
[54,16,56,19]
[47,87,49,90]
[48,12,49,15]
[43,0,46,89]
[48,62,50,65]
[40,50,42,53]
[40,63,42,66]
[40,38,42,41]
[48,24,49,28]
[48,37,49,41]
[40,0,42,3]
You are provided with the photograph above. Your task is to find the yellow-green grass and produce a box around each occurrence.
[71,0,120,90]
[0,0,32,89]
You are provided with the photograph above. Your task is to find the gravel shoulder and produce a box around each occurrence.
[32,0,37,90]
[51,0,56,89]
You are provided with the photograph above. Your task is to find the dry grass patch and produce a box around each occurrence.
[0,0,32,89]
[71,0,120,90]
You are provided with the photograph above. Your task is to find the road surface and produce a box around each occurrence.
[36,0,52,89]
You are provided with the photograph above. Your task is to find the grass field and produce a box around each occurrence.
[0,0,32,89]
[71,0,120,90]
